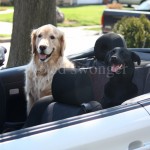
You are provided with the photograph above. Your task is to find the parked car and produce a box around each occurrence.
[111,0,147,7]
[101,8,150,33]
[0,42,150,149]
[136,0,150,10]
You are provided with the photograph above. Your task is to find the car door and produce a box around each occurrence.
[0,101,150,150]
[0,66,27,133]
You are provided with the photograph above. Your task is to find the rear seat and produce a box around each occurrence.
[143,66,150,93]
[73,33,150,105]
[24,66,150,128]
[24,32,150,127]
[88,66,150,101]
[133,66,150,95]
[122,66,150,105]
[88,67,108,100]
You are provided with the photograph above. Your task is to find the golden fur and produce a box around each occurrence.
[25,24,74,114]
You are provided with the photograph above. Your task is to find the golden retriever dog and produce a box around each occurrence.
[25,24,74,114]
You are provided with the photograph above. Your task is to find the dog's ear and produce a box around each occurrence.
[131,52,141,65]
[31,29,37,54]
[59,31,66,56]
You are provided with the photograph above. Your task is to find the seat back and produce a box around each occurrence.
[143,66,150,93]
[88,67,109,101]
[94,32,127,62]
[74,32,127,68]
[24,68,102,128]
[90,65,150,105]
[122,66,150,105]
[133,66,150,95]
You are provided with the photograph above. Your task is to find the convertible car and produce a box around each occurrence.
[0,33,150,150]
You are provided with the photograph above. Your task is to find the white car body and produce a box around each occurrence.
[117,0,146,6]
[1,98,150,150]
[136,0,150,10]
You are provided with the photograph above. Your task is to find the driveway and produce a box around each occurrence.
[59,26,101,55]
[0,22,101,67]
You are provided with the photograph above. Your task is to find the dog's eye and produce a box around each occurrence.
[50,35,55,39]
[111,50,116,54]
[38,34,42,38]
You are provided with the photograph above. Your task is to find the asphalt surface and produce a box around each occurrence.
[0,22,101,67]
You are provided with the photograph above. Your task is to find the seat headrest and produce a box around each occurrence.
[52,68,94,105]
[94,32,127,61]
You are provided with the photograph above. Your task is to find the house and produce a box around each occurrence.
[76,0,103,5]
[56,0,103,6]
[1,0,13,5]
[1,0,9,3]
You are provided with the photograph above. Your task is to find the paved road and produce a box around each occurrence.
[0,22,101,67]
[59,26,101,55]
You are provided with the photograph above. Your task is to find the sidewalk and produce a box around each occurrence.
[0,9,14,14]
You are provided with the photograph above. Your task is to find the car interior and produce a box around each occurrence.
[0,33,150,134]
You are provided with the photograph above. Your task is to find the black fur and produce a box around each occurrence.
[100,47,141,109]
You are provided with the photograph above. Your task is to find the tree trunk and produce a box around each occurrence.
[7,0,56,67]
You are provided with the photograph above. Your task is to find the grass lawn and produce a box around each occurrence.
[0,13,13,22]
[58,5,106,27]
[0,34,11,38]
[0,6,13,22]
[0,5,106,27]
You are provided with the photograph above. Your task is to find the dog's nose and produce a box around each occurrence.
[111,56,117,63]
[39,45,47,51]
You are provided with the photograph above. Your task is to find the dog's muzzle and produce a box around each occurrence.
[110,56,123,73]
[38,45,54,61]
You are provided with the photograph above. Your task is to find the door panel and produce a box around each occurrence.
[0,66,27,133]
[1,104,150,150]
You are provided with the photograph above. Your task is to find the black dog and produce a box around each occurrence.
[100,47,141,109]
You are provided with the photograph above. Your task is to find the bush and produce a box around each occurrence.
[113,15,150,48]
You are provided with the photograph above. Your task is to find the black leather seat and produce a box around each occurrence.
[94,32,127,62]
[24,68,102,128]
[23,66,150,128]
[73,32,127,68]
